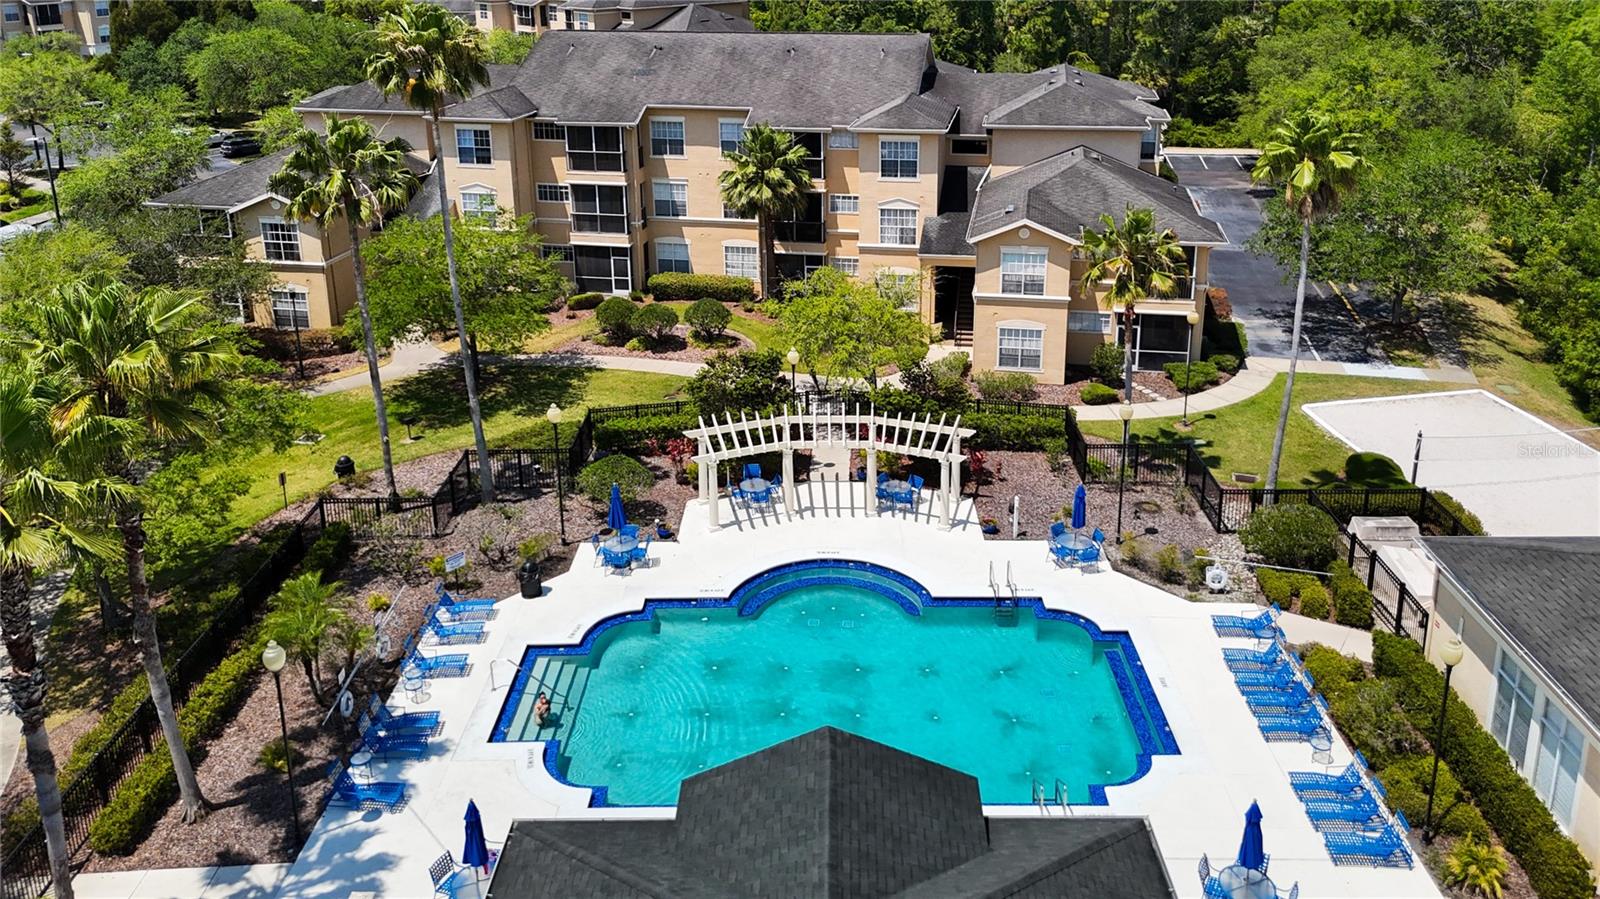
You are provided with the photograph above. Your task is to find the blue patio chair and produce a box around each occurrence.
[429,852,464,899]
[877,472,890,484]
[403,639,470,678]
[434,583,498,614]
[1256,698,1329,743]
[744,462,763,480]
[589,533,602,565]
[1322,816,1413,868]
[1234,663,1301,690]
[425,612,486,645]
[600,546,632,572]
[368,696,439,735]
[1289,762,1367,798]
[359,711,430,758]
[908,473,925,492]
[1049,541,1078,565]
[769,473,782,488]
[630,535,652,566]
[1242,681,1314,710]
[748,487,773,505]
[618,523,639,538]
[1212,604,1282,639]
[327,761,407,811]
[1049,521,1067,539]
[1077,544,1101,565]
[1300,793,1387,831]
[1091,527,1105,543]
[1223,639,1284,671]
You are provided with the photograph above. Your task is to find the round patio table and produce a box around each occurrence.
[1309,729,1335,765]
[1053,531,1094,554]
[349,749,373,782]
[1215,865,1276,899]
[881,479,911,495]
[402,665,428,703]
[602,534,639,555]
[739,477,770,495]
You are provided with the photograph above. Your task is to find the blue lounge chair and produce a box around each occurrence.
[1224,640,1285,671]
[1301,793,1387,831]
[434,583,498,613]
[359,712,430,758]
[368,695,439,735]
[743,462,762,480]
[1234,663,1301,690]
[402,636,469,678]
[1256,699,1329,743]
[1242,681,1314,710]
[1322,813,1413,868]
[1212,604,1282,639]
[327,761,406,811]
[1289,762,1366,798]
[424,612,486,645]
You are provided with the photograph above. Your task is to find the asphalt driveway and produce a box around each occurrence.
[1170,151,1379,364]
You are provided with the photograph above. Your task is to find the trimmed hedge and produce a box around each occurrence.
[1430,490,1486,535]
[1328,560,1375,629]
[594,412,700,453]
[1238,503,1339,569]
[1373,632,1596,899]
[568,292,606,310]
[1209,353,1241,374]
[1080,383,1119,405]
[1164,359,1220,393]
[646,272,756,304]
[965,411,1068,451]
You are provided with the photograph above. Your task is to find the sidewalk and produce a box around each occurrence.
[72,863,288,899]
[307,340,446,397]
[1076,364,1276,421]
[309,343,704,396]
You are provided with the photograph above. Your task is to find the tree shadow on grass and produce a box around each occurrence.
[388,358,591,434]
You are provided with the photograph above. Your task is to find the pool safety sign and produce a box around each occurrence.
[445,550,467,572]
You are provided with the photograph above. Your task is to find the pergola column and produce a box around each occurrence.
[865,435,879,516]
[781,449,795,519]
[706,460,720,530]
[939,459,952,529]
[696,439,710,506]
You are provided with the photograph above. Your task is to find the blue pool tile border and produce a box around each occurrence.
[492,559,1180,808]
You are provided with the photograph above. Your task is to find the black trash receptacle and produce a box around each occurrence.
[334,455,356,478]
[518,559,543,598]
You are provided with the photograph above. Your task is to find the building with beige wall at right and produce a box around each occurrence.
[0,0,111,55]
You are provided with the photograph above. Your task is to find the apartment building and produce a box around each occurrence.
[448,0,750,35]
[0,0,112,55]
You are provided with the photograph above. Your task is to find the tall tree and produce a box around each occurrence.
[366,2,496,503]
[1081,206,1187,401]
[779,266,933,388]
[18,278,244,823]
[270,116,418,507]
[0,365,123,899]
[1251,111,1368,492]
[718,124,813,298]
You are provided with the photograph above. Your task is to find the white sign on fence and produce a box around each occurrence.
[445,550,467,572]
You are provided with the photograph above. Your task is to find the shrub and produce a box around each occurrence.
[972,369,1039,402]
[629,289,647,303]
[1344,451,1410,488]
[1328,677,1427,765]
[1430,490,1486,535]
[964,411,1067,450]
[646,272,756,304]
[594,411,699,453]
[1164,359,1220,393]
[685,350,789,418]
[1379,755,1492,842]
[576,454,655,504]
[1208,353,1240,374]
[1328,561,1375,629]
[1444,835,1509,897]
[1153,545,1184,583]
[1119,534,1145,569]
[1256,568,1293,605]
[258,736,302,773]
[1297,585,1330,620]
[296,522,352,583]
[684,297,732,339]
[595,295,637,340]
[900,353,972,408]
[631,302,679,342]
[1089,342,1124,386]
[366,593,391,613]
[1081,382,1119,405]
[568,291,606,310]
[1373,632,1596,899]
[1238,503,1339,569]
[1301,645,1365,700]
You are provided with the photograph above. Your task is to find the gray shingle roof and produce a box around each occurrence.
[926,60,1163,134]
[1423,537,1600,729]
[147,149,294,210]
[299,81,420,116]
[967,147,1224,245]
[851,91,958,132]
[640,3,754,32]
[485,727,1174,898]
[920,213,974,256]
[444,84,537,120]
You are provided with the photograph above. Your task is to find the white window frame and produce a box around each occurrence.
[454,126,492,166]
[513,3,535,27]
[878,204,918,247]
[828,194,859,215]
[259,217,301,262]
[477,2,488,18]
[879,137,919,180]
[655,239,691,274]
[718,118,745,155]
[545,3,560,24]
[1531,698,1585,829]
[652,179,687,218]
[827,130,858,149]
[996,323,1045,372]
[723,243,758,281]
[93,0,109,16]
[830,256,859,276]
[219,292,246,324]
[569,183,628,234]
[3,4,20,22]
[536,183,569,203]
[649,117,685,158]
[270,287,310,330]
[572,10,592,29]
[542,244,575,263]
[1492,649,1537,771]
[532,121,566,141]
[1069,311,1113,333]
[999,247,1047,296]
[96,23,109,43]
[460,188,498,222]
[722,202,752,221]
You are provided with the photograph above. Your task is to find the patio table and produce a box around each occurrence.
[1052,531,1095,559]
[1215,864,1277,899]
[349,749,373,782]
[881,479,911,495]
[602,534,639,555]
[738,477,770,495]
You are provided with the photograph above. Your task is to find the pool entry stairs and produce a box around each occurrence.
[509,654,593,741]
[990,561,1019,626]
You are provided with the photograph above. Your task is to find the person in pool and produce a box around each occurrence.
[534,693,551,726]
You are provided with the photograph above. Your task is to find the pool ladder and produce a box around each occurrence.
[1031,778,1072,816]
[990,561,1019,626]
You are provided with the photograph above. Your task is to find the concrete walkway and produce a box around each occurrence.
[307,340,446,397]
[309,342,702,396]
[1277,611,1374,662]
[72,863,289,898]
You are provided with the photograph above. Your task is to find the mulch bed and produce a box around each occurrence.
[555,323,752,363]
[1027,368,1230,406]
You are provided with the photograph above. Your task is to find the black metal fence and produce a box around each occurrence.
[1339,528,1431,643]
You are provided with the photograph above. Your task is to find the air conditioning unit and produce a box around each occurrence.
[1349,516,1421,544]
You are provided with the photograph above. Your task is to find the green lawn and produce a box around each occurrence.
[1079,373,1459,487]
[0,187,51,223]
[225,363,687,528]
[525,302,784,355]
[1449,293,1598,442]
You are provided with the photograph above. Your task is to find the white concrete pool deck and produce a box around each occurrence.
[272,496,1442,899]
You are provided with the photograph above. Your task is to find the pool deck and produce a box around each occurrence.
[273,496,1442,898]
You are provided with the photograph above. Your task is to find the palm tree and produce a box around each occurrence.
[21,278,242,823]
[1081,206,1187,401]
[270,117,418,509]
[718,124,813,298]
[262,572,346,706]
[1251,111,1368,493]
[0,364,124,899]
[366,3,496,504]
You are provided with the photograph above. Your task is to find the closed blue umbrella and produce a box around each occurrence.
[1237,800,1265,871]
[607,483,626,532]
[1070,483,1087,531]
[462,799,491,874]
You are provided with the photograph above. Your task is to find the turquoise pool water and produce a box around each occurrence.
[495,563,1171,806]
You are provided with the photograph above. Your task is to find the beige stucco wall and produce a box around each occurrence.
[857,132,941,249]
[440,120,526,217]
[236,198,356,331]
[989,128,1146,174]
[301,110,433,161]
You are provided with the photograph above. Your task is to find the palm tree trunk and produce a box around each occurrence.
[299,655,324,706]
[1122,305,1137,402]
[117,507,207,822]
[756,213,772,299]
[429,110,495,504]
[0,565,74,899]
[348,221,400,507]
[1264,221,1311,500]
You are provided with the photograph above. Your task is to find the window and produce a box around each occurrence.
[951,138,989,156]
[997,325,1044,371]
[541,244,575,263]
[194,209,232,237]
[774,193,824,244]
[652,180,687,218]
[513,3,535,27]
[1532,701,1585,827]
[655,241,690,274]
[829,194,859,215]
[567,10,592,29]
[460,189,497,222]
[1069,311,1113,333]
[1000,248,1047,296]
[259,218,300,262]
[879,206,917,246]
[1141,124,1160,160]
[270,288,309,330]
[477,3,488,18]
[830,257,858,276]
[32,3,61,26]
[573,246,630,294]
[876,270,920,310]
[96,24,109,44]
[219,292,246,324]
[455,127,492,165]
[1492,653,1537,771]
[775,253,826,281]
[2,4,19,22]
[536,183,569,203]
[722,203,749,220]
[546,3,560,24]
[570,184,627,234]
[649,118,685,157]
[719,119,745,154]
[620,10,631,21]
[784,130,824,178]
[827,130,858,149]
[724,245,758,280]
[565,126,624,172]
[532,121,565,141]
[94,0,109,16]
[880,138,919,179]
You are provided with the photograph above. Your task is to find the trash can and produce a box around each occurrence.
[518,559,543,598]
[334,455,356,478]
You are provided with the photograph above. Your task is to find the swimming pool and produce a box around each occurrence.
[493,560,1177,806]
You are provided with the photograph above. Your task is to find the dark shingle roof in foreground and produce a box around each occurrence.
[640,3,755,31]
[146,149,294,210]
[968,147,1225,245]
[1423,537,1600,728]
[485,727,1175,898]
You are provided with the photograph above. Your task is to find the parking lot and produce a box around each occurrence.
[1170,151,1382,364]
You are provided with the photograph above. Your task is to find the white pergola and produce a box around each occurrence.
[684,405,976,530]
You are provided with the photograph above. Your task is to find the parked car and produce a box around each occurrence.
[218,131,262,158]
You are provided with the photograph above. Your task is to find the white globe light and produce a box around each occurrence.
[262,640,287,673]
[546,403,561,424]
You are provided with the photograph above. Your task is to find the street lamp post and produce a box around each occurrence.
[786,346,800,394]
[1181,309,1200,428]
[546,403,566,544]
[261,641,302,850]
[1115,401,1134,543]
[1423,638,1466,843]
[35,129,61,225]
